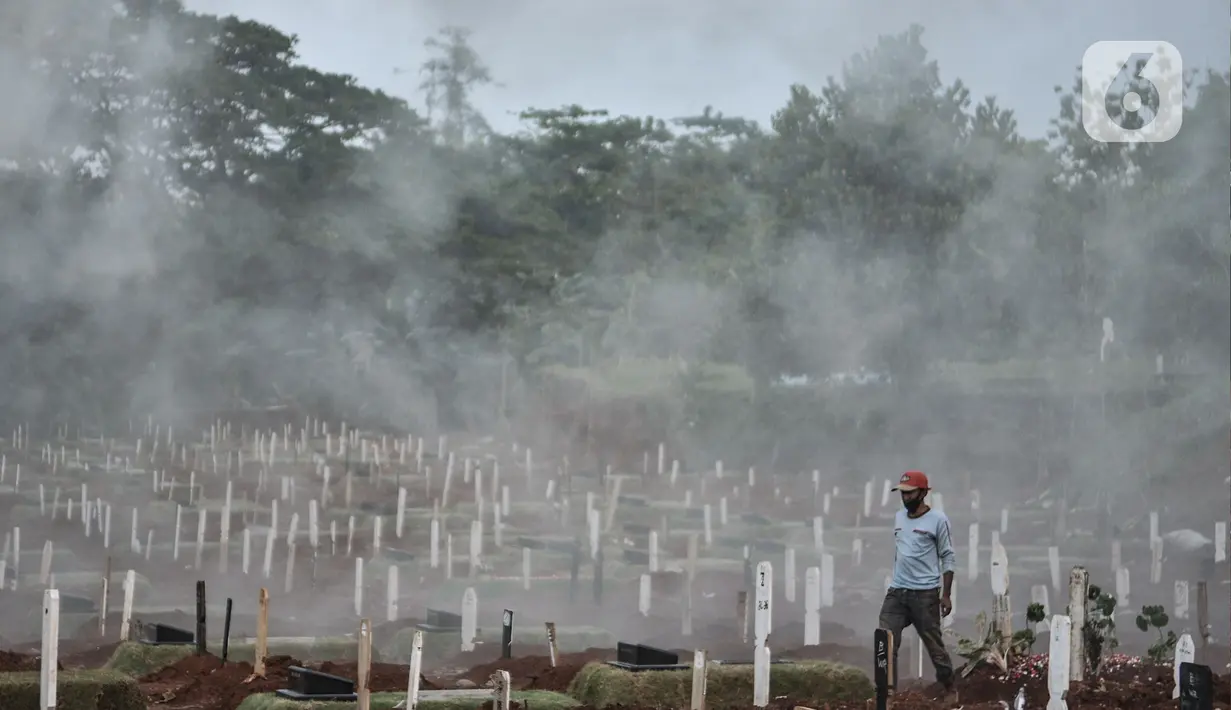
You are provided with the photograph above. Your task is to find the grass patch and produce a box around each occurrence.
[104,637,369,677]
[568,660,872,709]
[235,690,577,710]
[0,669,145,710]
[103,642,196,676]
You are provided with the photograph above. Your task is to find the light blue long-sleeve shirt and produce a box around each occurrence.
[890,507,956,590]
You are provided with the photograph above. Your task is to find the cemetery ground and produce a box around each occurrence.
[0,414,1227,708]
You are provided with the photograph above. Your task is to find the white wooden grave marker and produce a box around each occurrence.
[1047,614,1071,710]
[1031,585,1049,633]
[1115,566,1129,607]
[1048,546,1060,593]
[41,588,59,710]
[120,569,136,641]
[1172,633,1195,699]
[820,553,834,608]
[967,523,979,582]
[461,587,478,652]
[804,566,820,645]
[784,548,796,603]
[754,561,772,642]
[1068,567,1087,682]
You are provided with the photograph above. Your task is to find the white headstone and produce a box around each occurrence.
[820,553,835,607]
[119,569,136,641]
[803,566,820,646]
[461,587,478,652]
[784,548,796,603]
[1172,633,1195,699]
[1031,585,1050,633]
[752,643,770,707]
[1048,546,1061,593]
[754,561,772,642]
[387,567,399,621]
[638,573,651,616]
[1047,614,1071,710]
[990,543,1008,596]
[1174,580,1189,619]
[967,523,980,582]
[40,589,59,710]
[396,488,407,538]
[429,518,440,568]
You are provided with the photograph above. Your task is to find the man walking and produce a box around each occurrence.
[880,470,957,702]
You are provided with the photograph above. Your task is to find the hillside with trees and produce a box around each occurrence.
[0,2,1226,483]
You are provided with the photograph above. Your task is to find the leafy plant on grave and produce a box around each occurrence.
[955,610,1010,677]
[1135,604,1177,662]
[1010,602,1049,655]
[1084,584,1119,674]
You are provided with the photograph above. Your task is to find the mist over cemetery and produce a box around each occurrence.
[1,3,1229,710]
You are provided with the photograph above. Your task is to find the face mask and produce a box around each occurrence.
[903,496,923,513]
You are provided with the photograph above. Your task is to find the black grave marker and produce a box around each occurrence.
[418,608,462,632]
[139,623,194,645]
[1179,661,1212,710]
[607,642,687,671]
[874,627,894,710]
[623,549,649,565]
[501,609,514,659]
[275,666,357,701]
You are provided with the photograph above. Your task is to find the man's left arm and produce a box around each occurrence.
[936,516,956,607]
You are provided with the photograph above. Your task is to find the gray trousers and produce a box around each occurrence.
[877,587,955,688]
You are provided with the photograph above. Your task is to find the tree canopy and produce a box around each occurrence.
[0,1,1226,438]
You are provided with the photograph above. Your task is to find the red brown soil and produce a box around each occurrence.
[428,643,593,675]
[0,650,49,672]
[139,654,295,710]
[2,639,121,671]
[445,649,616,691]
[315,659,440,691]
[878,662,1231,710]
[137,653,437,710]
[437,649,1231,710]
[60,640,123,668]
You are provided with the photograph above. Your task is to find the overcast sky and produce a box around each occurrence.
[186,0,1228,138]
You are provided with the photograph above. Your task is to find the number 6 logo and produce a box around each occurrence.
[1082,41,1183,144]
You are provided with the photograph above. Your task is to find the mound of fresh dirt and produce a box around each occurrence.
[0,650,48,672]
[315,659,438,691]
[887,655,1231,710]
[137,652,437,710]
[138,653,296,710]
[450,649,615,691]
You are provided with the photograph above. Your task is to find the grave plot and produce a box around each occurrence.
[0,416,1227,710]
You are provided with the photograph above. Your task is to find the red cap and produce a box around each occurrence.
[892,471,929,492]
